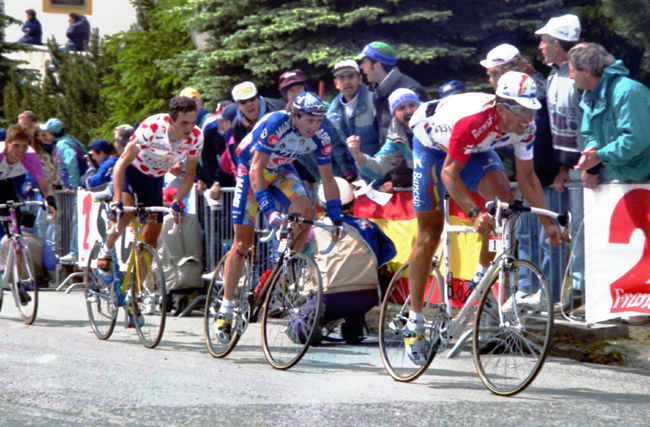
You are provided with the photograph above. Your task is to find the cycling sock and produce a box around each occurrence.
[219,299,235,313]
[406,311,423,331]
[99,244,115,258]
[472,264,488,284]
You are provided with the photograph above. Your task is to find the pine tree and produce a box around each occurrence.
[162,0,565,105]
[0,11,33,126]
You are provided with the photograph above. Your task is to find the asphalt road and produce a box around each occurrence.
[1,290,650,426]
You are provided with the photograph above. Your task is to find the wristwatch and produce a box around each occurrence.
[467,206,481,221]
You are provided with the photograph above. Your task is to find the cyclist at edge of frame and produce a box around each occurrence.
[216,91,344,344]
[405,71,568,366]
[96,97,204,272]
[0,124,57,223]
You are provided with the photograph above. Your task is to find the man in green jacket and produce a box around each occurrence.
[569,43,650,186]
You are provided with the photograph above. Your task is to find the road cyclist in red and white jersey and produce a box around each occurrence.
[404,71,567,365]
[215,92,344,344]
[97,97,204,280]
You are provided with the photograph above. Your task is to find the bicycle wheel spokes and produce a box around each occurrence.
[13,239,38,324]
[262,254,322,370]
[130,244,166,349]
[85,243,117,340]
[473,259,553,396]
[379,262,439,382]
[204,254,251,358]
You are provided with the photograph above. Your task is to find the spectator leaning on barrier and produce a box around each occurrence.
[18,9,42,46]
[65,13,90,52]
[31,123,61,189]
[328,59,381,161]
[113,124,134,156]
[347,88,419,187]
[569,43,650,185]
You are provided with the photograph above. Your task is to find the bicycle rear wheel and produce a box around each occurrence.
[473,259,553,396]
[261,253,322,370]
[379,261,441,382]
[85,243,118,340]
[12,237,39,324]
[204,254,251,358]
[129,243,167,349]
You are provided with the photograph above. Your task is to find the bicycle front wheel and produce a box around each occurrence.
[473,259,553,396]
[85,243,117,340]
[261,253,322,370]
[379,262,441,382]
[12,237,39,324]
[129,243,167,349]
[204,254,251,358]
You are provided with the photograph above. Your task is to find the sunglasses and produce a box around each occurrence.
[237,96,258,106]
[502,102,535,118]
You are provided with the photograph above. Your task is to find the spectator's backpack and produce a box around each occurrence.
[157,213,204,292]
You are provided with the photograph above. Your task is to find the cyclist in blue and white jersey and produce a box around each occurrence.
[216,92,343,343]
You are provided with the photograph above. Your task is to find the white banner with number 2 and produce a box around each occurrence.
[584,183,650,323]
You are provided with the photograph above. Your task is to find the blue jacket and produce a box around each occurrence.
[55,134,88,189]
[20,18,42,45]
[581,60,650,182]
[86,156,118,190]
[66,15,91,51]
[327,84,381,156]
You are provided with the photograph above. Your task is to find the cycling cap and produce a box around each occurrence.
[480,44,520,69]
[232,81,258,102]
[332,59,360,76]
[318,177,355,211]
[496,71,541,110]
[292,92,328,116]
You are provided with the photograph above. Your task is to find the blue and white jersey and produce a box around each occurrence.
[237,111,333,171]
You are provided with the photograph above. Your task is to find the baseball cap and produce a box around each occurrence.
[388,88,420,116]
[438,80,465,98]
[480,44,520,68]
[278,69,307,91]
[355,42,397,66]
[496,71,541,110]
[89,139,114,155]
[216,104,238,122]
[39,118,64,134]
[535,14,581,42]
[179,87,201,99]
[332,59,360,76]
[231,81,258,102]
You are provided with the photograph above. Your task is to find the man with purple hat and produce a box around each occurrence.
[356,42,430,145]
[403,72,567,365]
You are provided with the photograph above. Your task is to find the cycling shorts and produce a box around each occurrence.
[412,136,504,212]
[232,164,308,226]
[123,165,164,222]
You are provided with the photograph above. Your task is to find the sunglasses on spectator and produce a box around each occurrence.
[502,102,535,118]
[237,97,258,106]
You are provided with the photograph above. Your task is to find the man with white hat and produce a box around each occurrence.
[536,14,591,306]
[480,44,521,89]
[403,71,567,366]
[229,81,285,150]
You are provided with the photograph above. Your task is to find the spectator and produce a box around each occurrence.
[179,87,209,129]
[18,9,42,46]
[216,103,237,141]
[230,81,285,149]
[535,15,590,305]
[327,59,381,161]
[196,105,236,200]
[278,69,309,105]
[356,41,431,144]
[83,139,118,191]
[31,123,61,189]
[39,118,88,190]
[570,43,650,184]
[347,88,419,185]
[113,124,134,156]
[65,13,91,51]
[289,177,397,344]
[18,111,38,133]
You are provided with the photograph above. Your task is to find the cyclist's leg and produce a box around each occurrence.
[268,165,311,250]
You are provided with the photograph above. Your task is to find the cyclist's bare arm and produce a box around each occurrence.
[317,163,341,203]
[250,151,272,193]
[174,156,199,203]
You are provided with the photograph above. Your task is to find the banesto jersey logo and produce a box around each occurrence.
[470,114,494,140]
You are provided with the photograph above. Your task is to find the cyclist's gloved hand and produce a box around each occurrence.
[325,198,344,222]
[170,201,184,214]
[108,201,123,220]
[333,219,347,240]
[266,211,283,230]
